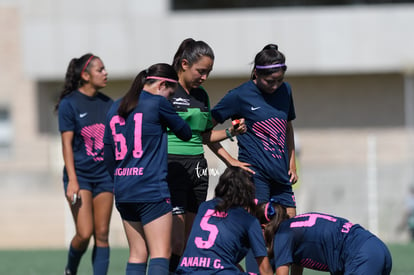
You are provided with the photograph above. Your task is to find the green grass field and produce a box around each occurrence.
[0,243,412,274]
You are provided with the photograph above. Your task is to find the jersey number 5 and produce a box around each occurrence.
[109,113,143,160]
[194,209,220,249]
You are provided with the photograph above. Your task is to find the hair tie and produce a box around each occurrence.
[81,55,94,75]
[256,63,286,70]
[269,44,279,51]
[264,198,276,221]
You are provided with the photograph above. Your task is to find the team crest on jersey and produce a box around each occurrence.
[172,97,190,106]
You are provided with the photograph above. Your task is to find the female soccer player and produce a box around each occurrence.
[175,166,273,275]
[211,44,298,216]
[103,63,191,275]
[256,201,392,275]
[167,38,248,272]
[56,53,114,275]
[210,43,298,273]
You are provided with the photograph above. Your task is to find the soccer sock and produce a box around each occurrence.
[148,257,169,275]
[92,246,110,275]
[245,248,259,274]
[169,253,181,272]
[126,262,146,275]
[66,244,86,274]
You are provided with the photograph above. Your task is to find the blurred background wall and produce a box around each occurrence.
[1,0,414,248]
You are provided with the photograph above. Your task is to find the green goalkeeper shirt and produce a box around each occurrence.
[167,85,213,155]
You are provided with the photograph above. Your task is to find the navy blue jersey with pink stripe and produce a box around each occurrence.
[176,198,267,274]
[103,91,191,203]
[273,212,374,273]
[58,90,113,182]
[211,80,295,185]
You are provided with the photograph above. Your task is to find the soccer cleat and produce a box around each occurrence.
[64,268,72,275]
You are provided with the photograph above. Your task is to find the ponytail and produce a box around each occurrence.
[256,202,289,259]
[172,38,214,72]
[117,63,178,118]
[55,53,96,111]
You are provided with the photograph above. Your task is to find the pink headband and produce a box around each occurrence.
[146,76,178,83]
[81,55,95,75]
[256,63,286,69]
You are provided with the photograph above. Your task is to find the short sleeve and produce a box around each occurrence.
[273,228,295,268]
[248,218,268,258]
[211,89,239,124]
[284,82,296,121]
[204,92,214,131]
[159,97,191,141]
[103,102,117,146]
[58,99,75,132]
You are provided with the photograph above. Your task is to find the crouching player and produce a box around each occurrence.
[175,167,273,275]
[256,200,392,275]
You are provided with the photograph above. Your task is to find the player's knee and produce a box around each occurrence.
[74,233,92,246]
[129,249,149,262]
[94,227,110,245]
[76,228,94,243]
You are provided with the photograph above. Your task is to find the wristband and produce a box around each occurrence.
[225,128,234,142]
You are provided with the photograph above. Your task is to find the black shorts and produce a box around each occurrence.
[167,154,209,215]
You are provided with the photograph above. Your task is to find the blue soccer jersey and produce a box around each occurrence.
[103,91,191,203]
[211,81,296,185]
[58,90,113,182]
[176,198,268,274]
[273,212,374,274]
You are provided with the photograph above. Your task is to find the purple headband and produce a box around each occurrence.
[255,63,286,69]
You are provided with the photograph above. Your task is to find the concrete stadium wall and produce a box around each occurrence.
[17,1,414,78]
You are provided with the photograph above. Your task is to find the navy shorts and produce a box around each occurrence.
[167,154,208,215]
[344,236,392,274]
[116,199,172,226]
[344,236,392,275]
[253,172,296,207]
[64,180,113,198]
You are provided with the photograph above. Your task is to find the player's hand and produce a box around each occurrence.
[227,158,255,174]
[231,118,247,136]
[289,169,298,184]
[67,180,80,206]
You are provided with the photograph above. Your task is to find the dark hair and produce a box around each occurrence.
[117,63,178,118]
[214,166,256,214]
[55,53,98,111]
[256,202,289,259]
[251,44,287,80]
[172,38,215,72]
